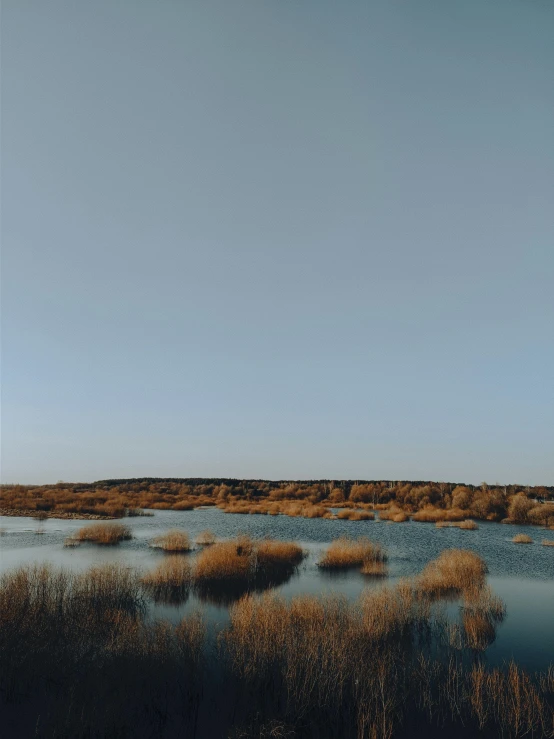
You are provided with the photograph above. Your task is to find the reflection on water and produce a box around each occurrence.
[1,509,553,670]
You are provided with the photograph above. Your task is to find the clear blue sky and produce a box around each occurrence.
[2,0,553,485]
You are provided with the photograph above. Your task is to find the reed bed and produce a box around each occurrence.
[513,533,533,544]
[336,509,375,521]
[417,549,487,596]
[73,522,132,545]
[1,560,552,738]
[195,529,216,546]
[194,537,254,583]
[542,539,554,547]
[436,519,478,530]
[150,528,191,552]
[318,536,387,571]
[141,556,192,603]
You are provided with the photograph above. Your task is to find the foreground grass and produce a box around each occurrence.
[1,554,553,738]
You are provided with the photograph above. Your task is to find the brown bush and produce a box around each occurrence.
[513,534,533,544]
[150,529,191,552]
[74,523,132,545]
[418,550,487,596]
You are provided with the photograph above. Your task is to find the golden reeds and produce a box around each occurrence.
[141,556,192,603]
[73,522,132,545]
[542,539,554,547]
[196,529,216,546]
[513,534,533,544]
[150,529,191,552]
[417,549,487,596]
[318,537,387,571]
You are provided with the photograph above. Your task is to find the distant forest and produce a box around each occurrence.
[1,478,553,527]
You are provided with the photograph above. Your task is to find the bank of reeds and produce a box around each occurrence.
[542,539,554,547]
[513,533,533,544]
[141,556,192,603]
[436,519,478,530]
[1,559,552,738]
[195,529,216,546]
[73,522,132,545]
[150,528,191,552]
[336,509,375,521]
[417,549,487,596]
[318,536,387,572]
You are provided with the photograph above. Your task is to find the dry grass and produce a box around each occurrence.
[74,522,132,545]
[417,549,487,596]
[150,529,191,552]
[141,556,192,603]
[378,507,409,522]
[194,537,254,582]
[513,534,533,544]
[436,519,478,530]
[542,539,554,547]
[336,509,375,521]
[196,529,216,546]
[1,560,551,738]
[256,540,304,570]
[318,537,386,571]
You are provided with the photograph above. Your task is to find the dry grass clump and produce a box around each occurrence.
[141,556,192,603]
[360,559,388,577]
[513,533,533,544]
[436,519,478,530]
[542,539,554,547]
[194,537,254,582]
[417,549,487,596]
[256,540,304,570]
[458,519,478,530]
[150,529,191,552]
[336,509,374,521]
[379,508,409,522]
[74,522,132,545]
[318,537,386,571]
[196,529,216,546]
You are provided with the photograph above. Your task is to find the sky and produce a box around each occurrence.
[1,0,553,486]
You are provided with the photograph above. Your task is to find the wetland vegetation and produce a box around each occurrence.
[1,542,553,738]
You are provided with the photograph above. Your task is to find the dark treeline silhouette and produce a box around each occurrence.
[1,478,553,526]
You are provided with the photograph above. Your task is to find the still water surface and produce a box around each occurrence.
[1,509,553,671]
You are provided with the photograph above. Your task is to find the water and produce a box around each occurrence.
[1,509,553,670]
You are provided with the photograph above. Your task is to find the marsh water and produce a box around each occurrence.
[1,509,553,671]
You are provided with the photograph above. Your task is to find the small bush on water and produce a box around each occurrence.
[196,529,216,546]
[513,533,533,544]
[417,549,487,596]
[150,528,191,552]
[318,537,386,570]
[74,522,132,545]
